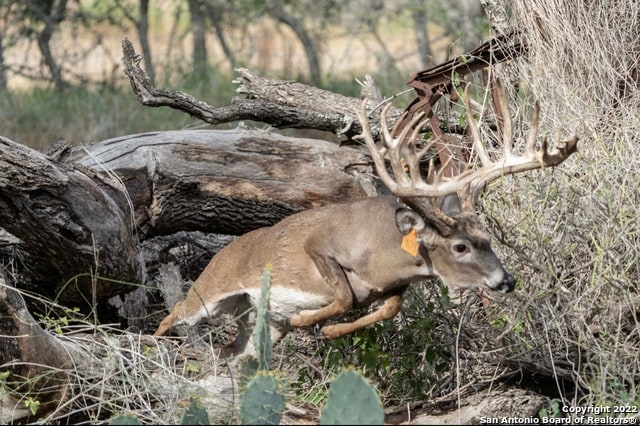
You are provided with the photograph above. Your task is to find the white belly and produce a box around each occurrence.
[245,286,331,324]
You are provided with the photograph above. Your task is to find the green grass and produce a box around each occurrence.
[0,69,236,151]
[1,85,189,151]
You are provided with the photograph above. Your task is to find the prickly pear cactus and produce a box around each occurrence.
[254,264,272,370]
[108,415,141,425]
[239,372,286,425]
[179,398,210,425]
[319,369,384,425]
[237,353,260,389]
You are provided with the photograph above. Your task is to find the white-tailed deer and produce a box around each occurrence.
[153,81,578,357]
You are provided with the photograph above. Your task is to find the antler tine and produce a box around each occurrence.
[381,103,430,185]
[403,114,434,185]
[379,104,408,183]
[525,101,540,155]
[379,102,425,153]
[358,97,473,196]
[433,153,454,183]
[388,105,427,150]
[464,84,492,166]
[464,79,579,204]
[379,103,398,149]
[494,79,513,159]
[357,100,398,193]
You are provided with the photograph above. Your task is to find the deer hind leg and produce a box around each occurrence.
[206,292,254,358]
[218,297,289,359]
[320,294,404,340]
[290,253,353,327]
[153,300,184,336]
[154,284,222,337]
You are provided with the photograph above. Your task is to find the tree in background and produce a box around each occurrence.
[0,0,487,90]
[1,0,71,90]
[111,0,155,84]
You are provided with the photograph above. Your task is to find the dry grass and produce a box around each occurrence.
[463,0,640,411]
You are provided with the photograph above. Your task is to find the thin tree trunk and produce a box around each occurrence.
[31,0,68,91]
[36,24,65,90]
[187,0,208,75]
[205,1,236,69]
[0,35,6,91]
[411,6,435,68]
[137,0,154,84]
[267,3,322,85]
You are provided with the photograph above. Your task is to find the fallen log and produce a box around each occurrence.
[0,128,375,310]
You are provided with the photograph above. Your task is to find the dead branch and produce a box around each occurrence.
[121,37,405,139]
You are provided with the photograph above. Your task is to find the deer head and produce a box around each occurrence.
[356,79,578,292]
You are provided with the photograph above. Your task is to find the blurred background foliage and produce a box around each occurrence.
[0,0,487,149]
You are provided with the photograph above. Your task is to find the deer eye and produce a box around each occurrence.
[453,244,468,254]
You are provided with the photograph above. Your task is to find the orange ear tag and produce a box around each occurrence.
[401,229,419,257]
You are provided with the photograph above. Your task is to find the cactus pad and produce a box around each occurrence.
[319,369,384,425]
[239,372,286,425]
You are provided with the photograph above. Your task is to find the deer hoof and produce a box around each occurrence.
[290,311,307,327]
[320,324,344,340]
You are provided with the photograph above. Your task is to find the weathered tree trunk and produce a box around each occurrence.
[0,135,144,307]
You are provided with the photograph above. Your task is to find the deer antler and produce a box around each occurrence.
[357,101,461,236]
[460,79,579,206]
[356,78,579,237]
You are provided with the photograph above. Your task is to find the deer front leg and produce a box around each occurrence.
[320,294,403,340]
[290,253,353,327]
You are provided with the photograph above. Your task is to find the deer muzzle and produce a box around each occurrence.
[493,273,516,294]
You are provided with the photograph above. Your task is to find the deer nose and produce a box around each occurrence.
[486,272,515,294]
[501,273,516,293]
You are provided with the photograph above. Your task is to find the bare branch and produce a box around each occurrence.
[121,37,401,139]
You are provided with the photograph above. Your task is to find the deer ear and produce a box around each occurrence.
[395,208,426,235]
[440,193,461,215]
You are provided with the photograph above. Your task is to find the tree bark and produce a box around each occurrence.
[0,135,143,307]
